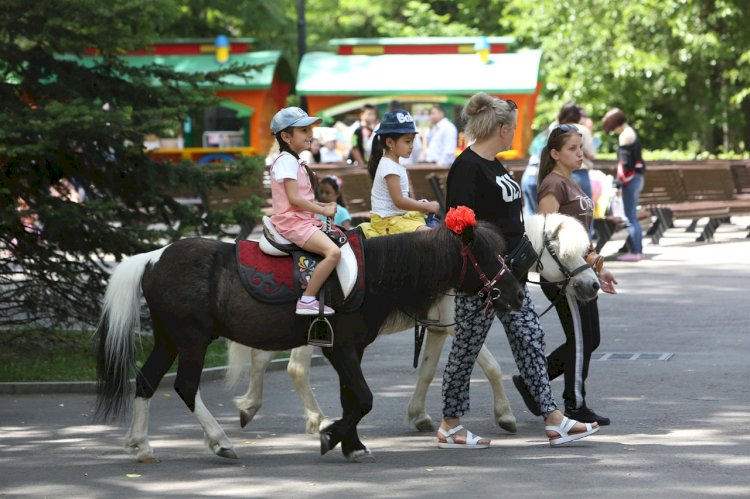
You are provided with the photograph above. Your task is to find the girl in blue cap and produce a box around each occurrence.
[362,109,440,237]
[269,107,340,315]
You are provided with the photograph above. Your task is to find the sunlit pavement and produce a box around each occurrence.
[1,217,749,498]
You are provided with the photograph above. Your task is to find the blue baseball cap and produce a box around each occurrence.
[270,107,322,134]
[375,109,418,135]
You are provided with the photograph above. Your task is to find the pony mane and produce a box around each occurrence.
[363,222,505,313]
[525,213,590,260]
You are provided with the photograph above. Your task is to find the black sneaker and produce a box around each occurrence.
[565,405,610,426]
[512,375,542,416]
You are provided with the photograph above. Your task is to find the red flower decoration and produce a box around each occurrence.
[445,206,477,235]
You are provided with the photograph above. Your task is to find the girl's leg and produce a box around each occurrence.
[540,278,592,410]
[620,174,645,254]
[540,280,570,384]
[300,230,341,297]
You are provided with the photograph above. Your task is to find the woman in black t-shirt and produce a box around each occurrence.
[437,93,600,449]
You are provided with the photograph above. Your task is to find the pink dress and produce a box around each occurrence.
[269,152,323,247]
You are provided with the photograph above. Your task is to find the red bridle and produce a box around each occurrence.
[458,244,512,316]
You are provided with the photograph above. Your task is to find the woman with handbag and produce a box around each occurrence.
[536,124,619,426]
[436,93,600,449]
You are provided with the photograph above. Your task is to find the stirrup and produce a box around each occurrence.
[308,317,334,348]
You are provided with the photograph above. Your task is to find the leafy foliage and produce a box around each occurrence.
[501,0,750,154]
[169,0,749,153]
[1,1,264,328]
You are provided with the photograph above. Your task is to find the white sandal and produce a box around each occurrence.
[545,416,599,447]
[437,424,490,449]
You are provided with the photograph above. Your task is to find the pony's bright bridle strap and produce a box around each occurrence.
[459,244,511,316]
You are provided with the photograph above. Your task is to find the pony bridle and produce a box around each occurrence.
[458,244,512,315]
[538,233,590,289]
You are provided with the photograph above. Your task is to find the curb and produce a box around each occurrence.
[0,355,326,395]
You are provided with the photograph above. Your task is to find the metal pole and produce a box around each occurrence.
[296,0,308,111]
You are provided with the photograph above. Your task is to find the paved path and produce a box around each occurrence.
[1,218,749,498]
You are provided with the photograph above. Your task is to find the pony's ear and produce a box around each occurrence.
[461,225,476,245]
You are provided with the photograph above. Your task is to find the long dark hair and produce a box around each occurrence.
[537,125,582,189]
[318,176,347,208]
[275,127,317,192]
[367,133,403,180]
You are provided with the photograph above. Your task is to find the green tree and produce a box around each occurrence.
[503,0,750,154]
[1,0,263,328]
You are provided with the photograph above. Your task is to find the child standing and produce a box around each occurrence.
[536,124,618,425]
[269,107,340,315]
[317,176,352,229]
[364,109,440,237]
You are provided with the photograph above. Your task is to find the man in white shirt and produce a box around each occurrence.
[425,106,458,166]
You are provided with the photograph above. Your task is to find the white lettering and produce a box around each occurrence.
[396,112,414,124]
[577,195,593,211]
[496,174,521,202]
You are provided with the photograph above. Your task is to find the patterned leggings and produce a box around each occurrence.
[442,285,557,418]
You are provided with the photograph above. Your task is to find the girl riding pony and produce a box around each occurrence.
[269,107,340,315]
[362,109,440,238]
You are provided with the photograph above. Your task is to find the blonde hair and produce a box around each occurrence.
[462,92,517,141]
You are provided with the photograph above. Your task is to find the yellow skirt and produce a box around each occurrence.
[360,211,427,239]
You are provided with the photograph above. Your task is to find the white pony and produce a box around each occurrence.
[226,213,599,435]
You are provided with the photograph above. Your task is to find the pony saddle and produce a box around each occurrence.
[259,216,358,300]
[235,217,364,311]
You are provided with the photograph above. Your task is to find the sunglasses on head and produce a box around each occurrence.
[554,123,578,133]
[505,99,517,111]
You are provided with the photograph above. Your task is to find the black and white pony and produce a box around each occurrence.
[94,222,525,463]
[226,213,600,436]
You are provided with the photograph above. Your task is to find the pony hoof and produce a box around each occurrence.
[240,410,252,428]
[216,447,238,459]
[413,416,435,432]
[320,432,333,455]
[497,419,517,434]
[137,454,160,464]
[346,449,375,463]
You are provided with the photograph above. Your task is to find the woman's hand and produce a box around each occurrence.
[598,268,618,294]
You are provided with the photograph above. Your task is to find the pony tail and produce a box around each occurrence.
[537,146,555,189]
[368,135,384,180]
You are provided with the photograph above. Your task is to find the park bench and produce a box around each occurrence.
[640,165,748,243]
[730,163,750,197]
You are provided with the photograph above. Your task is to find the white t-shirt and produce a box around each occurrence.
[271,152,300,181]
[320,146,343,163]
[426,117,458,165]
[370,157,409,218]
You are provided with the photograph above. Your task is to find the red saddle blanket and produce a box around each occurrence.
[236,229,366,311]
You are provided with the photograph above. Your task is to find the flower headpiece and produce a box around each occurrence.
[445,206,477,235]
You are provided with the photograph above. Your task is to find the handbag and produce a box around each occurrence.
[507,234,538,280]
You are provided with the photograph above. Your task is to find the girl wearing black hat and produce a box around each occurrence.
[360,109,440,238]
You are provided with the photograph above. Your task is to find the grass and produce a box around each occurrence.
[0,328,229,382]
